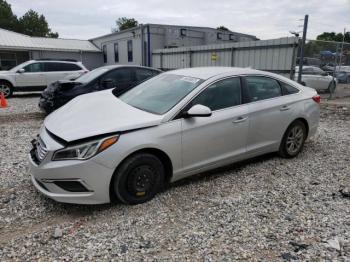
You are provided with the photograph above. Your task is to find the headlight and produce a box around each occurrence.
[52,135,119,161]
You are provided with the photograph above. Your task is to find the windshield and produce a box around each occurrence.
[119,74,204,115]
[74,67,109,83]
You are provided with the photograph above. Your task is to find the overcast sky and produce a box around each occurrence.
[7,0,350,40]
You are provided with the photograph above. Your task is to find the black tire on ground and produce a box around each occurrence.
[0,81,13,98]
[327,81,336,93]
[112,153,165,205]
[278,120,307,158]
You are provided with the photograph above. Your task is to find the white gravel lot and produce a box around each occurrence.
[0,95,349,261]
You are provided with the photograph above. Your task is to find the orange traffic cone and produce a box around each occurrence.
[0,92,8,108]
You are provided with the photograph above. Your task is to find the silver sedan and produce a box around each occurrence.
[29,67,320,205]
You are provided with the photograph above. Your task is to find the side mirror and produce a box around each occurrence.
[18,68,25,73]
[101,79,115,89]
[185,104,212,118]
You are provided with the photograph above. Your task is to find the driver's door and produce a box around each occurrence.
[180,77,249,176]
[15,62,46,89]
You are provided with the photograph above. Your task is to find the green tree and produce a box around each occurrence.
[216,26,230,31]
[113,17,138,32]
[316,32,350,43]
[0,0,18,31]
[18,9,58,38]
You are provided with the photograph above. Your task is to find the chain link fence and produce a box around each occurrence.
[296,39,350,99]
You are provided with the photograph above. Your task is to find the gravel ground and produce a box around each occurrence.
[0,95,350,261]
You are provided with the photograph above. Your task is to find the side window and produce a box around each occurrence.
[103,45,107,63]
[45,63,81,72]
[280,82,299,95]
[23,63,43,72]
[313,68,325,76]
[191,77,241,111]
[61,63,82,71]
[101,68,133,83]
[302,68,314,75]
[114,43,119,63]
[135,69,156,82]
[127,40,133,62]
[246,76,281,102]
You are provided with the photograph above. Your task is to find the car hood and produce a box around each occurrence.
[44,90,163,142]
[0,70,11,74]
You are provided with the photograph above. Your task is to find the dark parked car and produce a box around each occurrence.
[39,65,162,113]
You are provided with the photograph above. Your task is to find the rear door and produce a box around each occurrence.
[312,67,330,89]
[180,77,249,174]
[244,76,298,154]
[15,62,46,89]
[301,67,317,87]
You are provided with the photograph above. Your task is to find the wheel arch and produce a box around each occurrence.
[109,147,173,202]
[285,117,309,139]
[0,78,14,88]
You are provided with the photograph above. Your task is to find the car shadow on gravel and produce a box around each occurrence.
[168,152,278,190]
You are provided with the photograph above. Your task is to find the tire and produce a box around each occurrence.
[0,81,13,98]
[112,153,165,205]
[327,81,336,93]
[279,120,307,158]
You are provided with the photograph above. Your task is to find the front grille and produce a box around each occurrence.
[30,136,48,164]
[36,137,48,161]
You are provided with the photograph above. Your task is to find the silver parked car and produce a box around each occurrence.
[29,67,320,205]
[294,66,337,92]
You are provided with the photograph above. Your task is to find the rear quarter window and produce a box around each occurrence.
[280,82,299,95]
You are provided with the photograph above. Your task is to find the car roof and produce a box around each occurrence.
[295,65,320,71]
[164,67,262,80]
[99,65,162,71]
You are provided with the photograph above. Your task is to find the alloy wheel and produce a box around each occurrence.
[286,126,304,155]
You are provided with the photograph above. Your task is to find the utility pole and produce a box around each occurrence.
[297,14,309,83]
[339,28,346,67]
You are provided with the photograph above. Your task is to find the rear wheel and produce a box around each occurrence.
[327,81,336,93]
[0,81,13,98]
[279,120,307,158]
[112,153,164,205]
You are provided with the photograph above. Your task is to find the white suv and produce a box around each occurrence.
[0,59,88,98]
[294,66,337,92]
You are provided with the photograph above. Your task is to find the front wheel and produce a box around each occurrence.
[112,153,164,205]
[279,120,307,158]
[0,81,13,98]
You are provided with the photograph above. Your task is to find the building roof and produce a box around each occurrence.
[0,28,101,52]
[89,23,258,41]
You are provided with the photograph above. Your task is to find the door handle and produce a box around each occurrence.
[280,105,290,111]
[233,116,247,123]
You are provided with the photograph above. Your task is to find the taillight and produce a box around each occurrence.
[312,95,321,104]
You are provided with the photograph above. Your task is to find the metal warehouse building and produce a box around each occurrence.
[90,24,258,67]
[0,28,102,70]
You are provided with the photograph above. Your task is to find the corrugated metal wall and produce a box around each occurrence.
[152,37,298,78]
